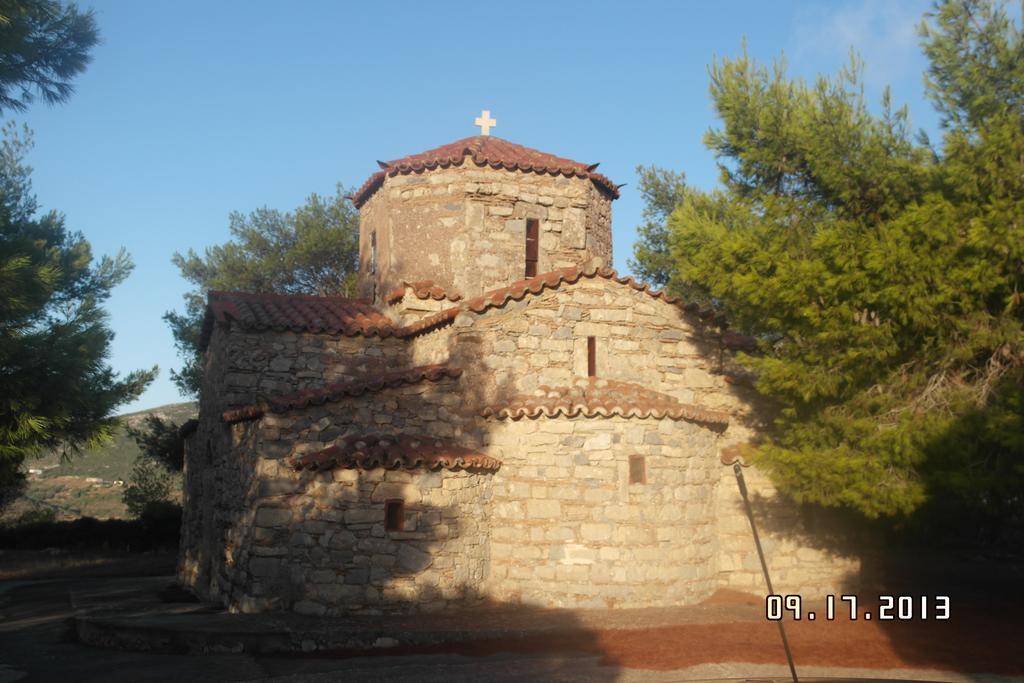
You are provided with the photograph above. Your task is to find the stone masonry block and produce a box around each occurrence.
[526,499,562,519]
[249,557,283,578]
[258,479,299,497]
[371,482,422,505]
[396,544,433,573]
[255,507,292,527]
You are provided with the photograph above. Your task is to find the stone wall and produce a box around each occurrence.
[356,161,614,302]
[426,279,731,608]
[485,416,719,608]
[187,376,495,615]
[446,277,727,407]
[180,324,410,597]
[183,271,861,612]
[231,459,492,616]
[713,463,861,596]
[209,327,405,412]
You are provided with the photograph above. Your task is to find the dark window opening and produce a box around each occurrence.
[587,336,596,377]
[525,218,539,277]
[629,455,646,484]
[384,499,404,531]
[370,231,377,275]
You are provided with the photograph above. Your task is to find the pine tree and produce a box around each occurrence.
[0,124,155,506]
[165,186,361,397]
[0,0,99,113]
[633,0,1023,542]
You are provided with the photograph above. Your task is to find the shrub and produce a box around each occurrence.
[122,456,173,517]
[0,506,181,551]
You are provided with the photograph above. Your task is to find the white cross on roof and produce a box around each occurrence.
[474,109,496,136]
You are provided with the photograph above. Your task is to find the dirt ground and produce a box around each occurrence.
[600,591,1024,674]
[0,549,176,581]
[306,590,1024,675]
[2,552,1022,681]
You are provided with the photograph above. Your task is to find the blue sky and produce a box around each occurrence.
[18,0,940,412]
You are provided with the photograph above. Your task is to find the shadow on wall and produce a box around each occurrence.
[739,380,1024,674]
[749,495,877,560]
[746,485,1024,676]
[218,317,522,616]
[242,490,488,615]
[228,466,624,680]
[219,266,748,618]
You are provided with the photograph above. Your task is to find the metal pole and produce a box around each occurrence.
[733,462,799,683]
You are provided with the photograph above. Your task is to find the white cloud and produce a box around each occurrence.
[788,0,930,90]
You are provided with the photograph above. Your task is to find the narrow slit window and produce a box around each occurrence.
[587,336,596,377]
[525,218,539,277]
[384,499,404,531]
[629,455,646,484]
[370,231,377,274]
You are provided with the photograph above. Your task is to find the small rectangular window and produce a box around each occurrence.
[525,218,539,277]
[370,231,377,274]
[629,455,646,484]
[587,336,596,377]
[384,499,404,531]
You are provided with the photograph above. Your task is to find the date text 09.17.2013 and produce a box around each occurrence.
[766,595,950,621]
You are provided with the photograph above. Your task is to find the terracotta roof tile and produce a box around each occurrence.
[463,264,681,312]
[384,280,463,306]
[353,136,619,208]
[481,378,730,426]
[221,405,268,424]
[221,364,461,423]
[200,290,398,350]
[400,263,705,339]
[201,265,742,350]
[395,306,460,338]
[291,434,500,472]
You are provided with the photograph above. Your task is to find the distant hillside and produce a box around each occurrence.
[28,402,198,480]
[3,402,197,523]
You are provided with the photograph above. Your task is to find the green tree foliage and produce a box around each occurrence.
[0,0,99,113]
[121,455,172,518]
[0,124,155,508]
[166,185,360,397]
[124,413,194,518]
[126,414,193,471]
[628,166,688,289]
[632,0,1023,541]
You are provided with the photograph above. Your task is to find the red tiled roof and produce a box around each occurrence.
[481,378,730,426]
[200,290,398,350]
[396,306,460,338]
[221,365,462,423]
[291,434,501,472]
[463,264,681,313]
[352,136,620,208]
[384,280,463,306]
[201,265,741,349]
[400,262,706,339]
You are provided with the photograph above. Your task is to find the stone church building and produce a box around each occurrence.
[179,121,855,615]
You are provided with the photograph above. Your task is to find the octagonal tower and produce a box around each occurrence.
[352,136,619,302]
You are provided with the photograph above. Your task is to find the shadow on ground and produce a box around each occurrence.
[747,493,1024,678]
[0,571,624,683]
